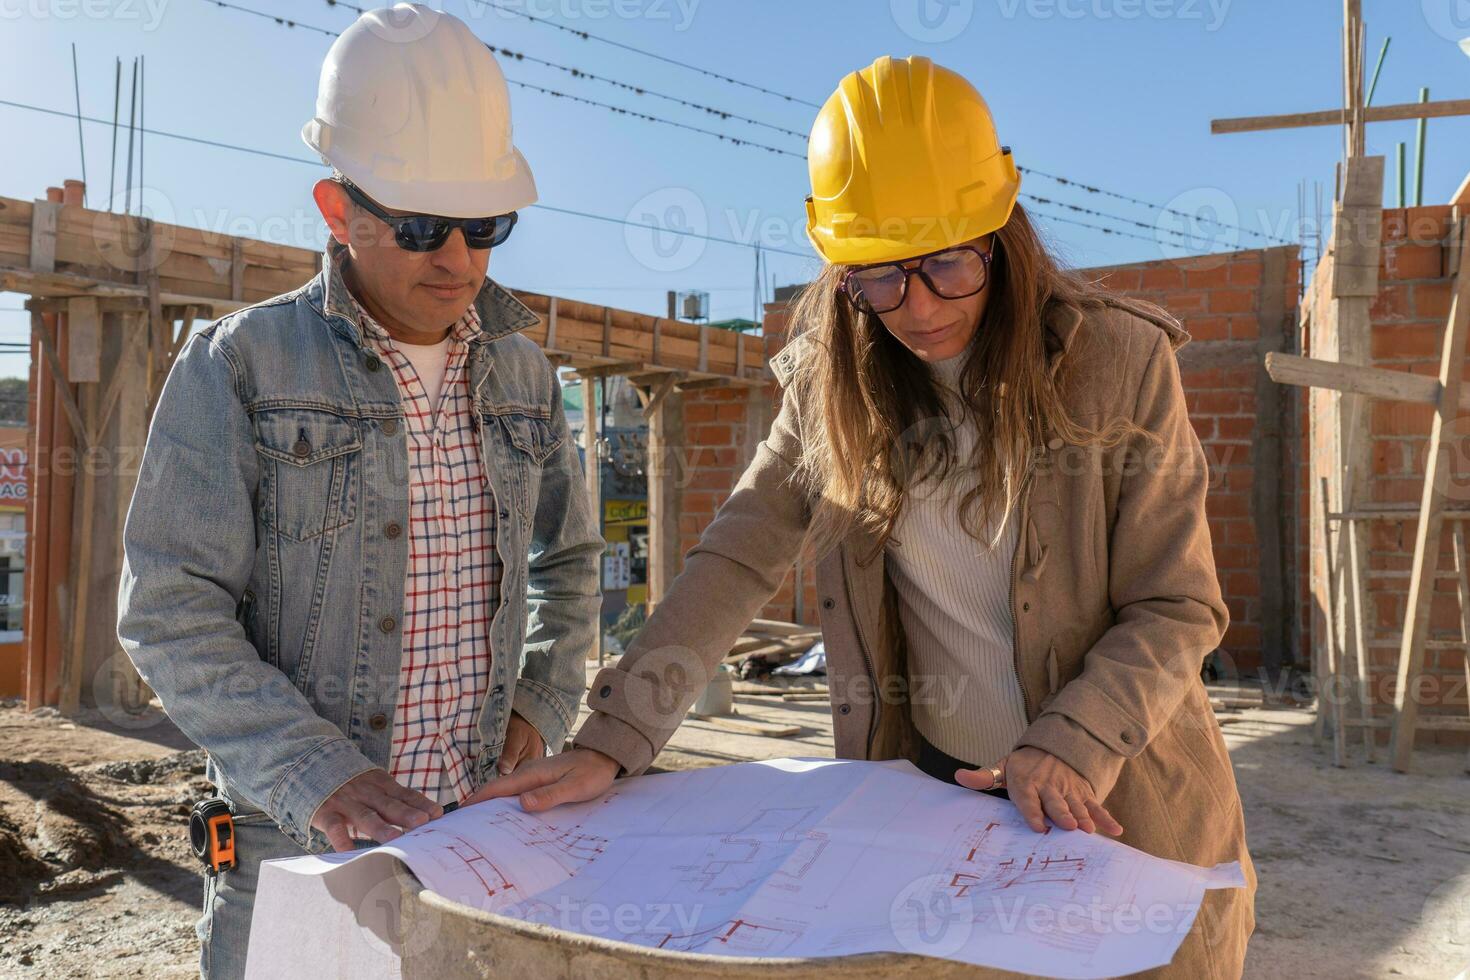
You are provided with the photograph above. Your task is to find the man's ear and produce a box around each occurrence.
[313,179,352,246]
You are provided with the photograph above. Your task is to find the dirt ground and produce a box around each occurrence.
[0,682,1466,979]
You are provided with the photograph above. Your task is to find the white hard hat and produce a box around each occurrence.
[302,3,537,218]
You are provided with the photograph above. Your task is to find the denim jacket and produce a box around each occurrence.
[117,248,602,852]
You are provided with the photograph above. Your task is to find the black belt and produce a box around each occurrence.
[916,732,1011,801]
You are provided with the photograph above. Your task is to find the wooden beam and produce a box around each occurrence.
[229,238,244,302]
[580,375,604,665]
[1264,351,1444,406]
[1390,217,1470,771]
[641,372,679,420]
[1211,97,1470,135]
[647,386,684,610]
[567,361,644,381]
[675,377,736,393]
[32,313,87,443]
[66,297,101,384]
[29,200,58,273]
[544,296,558,349]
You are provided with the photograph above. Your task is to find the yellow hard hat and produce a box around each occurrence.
[805,55,1020,266]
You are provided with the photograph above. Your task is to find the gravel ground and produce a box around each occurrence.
[0,683,1466,979]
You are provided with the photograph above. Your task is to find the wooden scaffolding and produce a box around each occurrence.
[0,183,770,713]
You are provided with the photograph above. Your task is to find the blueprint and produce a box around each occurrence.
[245,758,1244,979]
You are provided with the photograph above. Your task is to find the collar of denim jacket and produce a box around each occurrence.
[312,239,541,348]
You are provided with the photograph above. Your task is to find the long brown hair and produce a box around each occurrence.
[788,202,1137,561]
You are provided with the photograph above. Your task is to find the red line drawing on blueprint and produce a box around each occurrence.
[678,806,829,895]
[484,809,607,878]
[418,829,517,899]
[636,916,804,954]
[944,822,1089,899]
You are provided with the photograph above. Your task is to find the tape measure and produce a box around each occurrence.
[189,799,237,876]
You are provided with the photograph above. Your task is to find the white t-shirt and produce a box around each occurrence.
[396,334,454,411]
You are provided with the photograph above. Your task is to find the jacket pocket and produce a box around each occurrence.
[490,410,562,466]
[252,408,362,542]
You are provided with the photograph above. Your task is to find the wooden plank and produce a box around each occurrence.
[1264,351,1443,406]
[1211,97,1470,135]
[1390,217,1470,772]
[0,192,768,385]
[65,297,101,383]
[1319,478,1347,765]
[229,238,244,301]
[647,385,684,610]
[1452,524,1470,774]
[29,200,58,273]
[641,373,679,421]
[32,314,87,442]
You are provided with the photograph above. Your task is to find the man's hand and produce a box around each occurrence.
[310,769,443,852]
[464,747,619,812]
[498,711,546,776]
[956,747,1124,836]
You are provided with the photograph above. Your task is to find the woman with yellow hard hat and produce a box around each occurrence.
[475,56,1255,977]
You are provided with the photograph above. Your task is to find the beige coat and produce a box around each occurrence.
[575,295,1255,978]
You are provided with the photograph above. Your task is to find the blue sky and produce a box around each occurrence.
[3,0,1470,380]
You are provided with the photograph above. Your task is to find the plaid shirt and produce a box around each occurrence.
[332,259,500,805]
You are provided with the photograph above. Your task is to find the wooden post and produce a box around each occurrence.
[1389,217,1470,771]
[580,376,603,664]
[1331,155,1384,759]
[646,387,684,611]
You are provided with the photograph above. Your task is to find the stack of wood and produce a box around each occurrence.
[723,619,822,678]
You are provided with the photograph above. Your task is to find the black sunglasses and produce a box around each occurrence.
[336,180,518,253]
[839,243,993,315]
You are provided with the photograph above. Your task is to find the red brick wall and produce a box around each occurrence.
[1085,248,1306,676]
[667,224,1469,743]
[1308,204,1470,742]
[682,251,1308,662]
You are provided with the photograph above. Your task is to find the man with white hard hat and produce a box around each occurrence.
[117,6,602,976]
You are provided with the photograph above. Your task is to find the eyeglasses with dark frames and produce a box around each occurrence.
[839,243,993,315]
[335,179,518,253]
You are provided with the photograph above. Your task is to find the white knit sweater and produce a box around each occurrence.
[884,349,1029,767]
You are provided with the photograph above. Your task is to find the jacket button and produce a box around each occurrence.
[1023,601,1031,612]
[821,598,835,610]
[384,522,402,539]
[1047,437,1064,451]
[379,616,397,633]
[598,685,612,698]
[382,418,399,436]
[292,438,311,457]
[499,509,510,520]
[365,355,382,372]
[1121,731,1134,744]
[838,704,851,714]
[369,713,388,731]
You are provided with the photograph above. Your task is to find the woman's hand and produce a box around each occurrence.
[956,747,1124,836]
[464,747,620,812]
